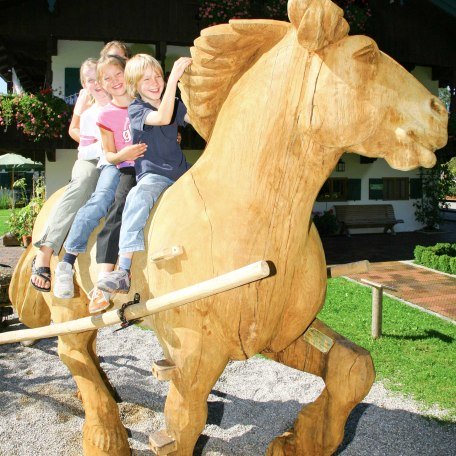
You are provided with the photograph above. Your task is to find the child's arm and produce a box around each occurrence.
[100,128,147,164]
[144,57,192,126]
[68,113,81,143]
[69,89,91,142]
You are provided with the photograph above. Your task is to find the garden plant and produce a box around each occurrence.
[414,243,456,275]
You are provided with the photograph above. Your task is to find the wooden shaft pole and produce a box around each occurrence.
[0,261,272,345]
[326,260,369,278]
[371,286,383,339]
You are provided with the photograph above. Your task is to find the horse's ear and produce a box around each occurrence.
[288,0,349,50]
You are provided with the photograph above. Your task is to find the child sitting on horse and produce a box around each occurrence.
[31,58,111,292]
[54,54,146,304]
[96,53,192,294]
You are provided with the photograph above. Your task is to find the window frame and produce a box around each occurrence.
[317,177,349,202]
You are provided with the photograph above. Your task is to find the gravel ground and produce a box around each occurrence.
[0,320,455,456]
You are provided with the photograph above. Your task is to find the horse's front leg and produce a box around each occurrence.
[156,320,229,456]
[51,292,129,456]
[263,318,375,456]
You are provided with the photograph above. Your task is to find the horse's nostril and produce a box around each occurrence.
[430,98,446,115]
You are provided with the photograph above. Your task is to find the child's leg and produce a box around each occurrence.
[31,159,99,291]
[96,167,136,267]
[89,168,136,313]
[63,164,120,255]
[54,165,120,299]
[97,174,173,294]
[34,159,99,254]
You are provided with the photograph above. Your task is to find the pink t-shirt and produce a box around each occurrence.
[97,102,134,168]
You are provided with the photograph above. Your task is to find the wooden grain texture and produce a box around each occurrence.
[8,0,448,455]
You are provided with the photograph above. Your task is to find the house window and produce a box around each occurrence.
[317,178,348,201]
[382,177,409,200]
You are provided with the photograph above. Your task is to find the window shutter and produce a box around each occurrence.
[64,68,81,97]
[369,178,383,200]
[347,179,361,200]
[410,178,422,199]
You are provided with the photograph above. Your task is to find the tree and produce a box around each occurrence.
[413,163,453,230]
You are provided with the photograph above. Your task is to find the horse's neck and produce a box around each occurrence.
[195,38,340,224]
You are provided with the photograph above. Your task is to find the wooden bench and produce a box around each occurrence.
[334,204,404,236]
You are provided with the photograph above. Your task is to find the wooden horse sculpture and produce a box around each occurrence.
[9,0,448,454]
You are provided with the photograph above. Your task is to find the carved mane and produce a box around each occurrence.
[179,0,349,141]
[179,20,290,140]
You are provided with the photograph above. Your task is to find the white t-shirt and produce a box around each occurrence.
[78,103,108,167]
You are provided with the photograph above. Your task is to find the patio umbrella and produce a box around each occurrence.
[0,153,44,204]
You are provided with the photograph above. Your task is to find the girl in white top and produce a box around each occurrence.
[31,58,111,292]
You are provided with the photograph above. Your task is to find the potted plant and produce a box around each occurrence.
[0,87,72,143]
[312,209,340,236]
[7,177,45,247]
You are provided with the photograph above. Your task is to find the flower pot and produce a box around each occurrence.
[2,233,21,247]
[22,235,32,247]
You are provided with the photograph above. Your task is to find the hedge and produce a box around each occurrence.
[414,243,456,274]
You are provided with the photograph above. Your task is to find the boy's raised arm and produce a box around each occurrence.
[144,57,192,127]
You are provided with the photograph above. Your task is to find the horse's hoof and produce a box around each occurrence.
[265,431,295,456]
[83,423,130,455]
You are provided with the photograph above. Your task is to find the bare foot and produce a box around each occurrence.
[31,246,53,291]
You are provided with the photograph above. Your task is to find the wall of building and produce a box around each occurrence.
[411,66,439,95]
[45,149,78,196]
[313,153,423,233]
[53,40,105,97]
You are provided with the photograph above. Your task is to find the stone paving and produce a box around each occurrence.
[348,261,456,321]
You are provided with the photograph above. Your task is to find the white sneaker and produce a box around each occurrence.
[54,261,74,298]
[97,269,130,294]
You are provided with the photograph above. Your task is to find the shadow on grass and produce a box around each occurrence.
[382,329,454,343]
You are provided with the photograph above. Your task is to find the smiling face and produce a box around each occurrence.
[100,63,126,98]
[137,65,165,107]
[82,64,110,105]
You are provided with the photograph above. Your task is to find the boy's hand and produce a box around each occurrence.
[123,143,147,160]
[169,57,192,81]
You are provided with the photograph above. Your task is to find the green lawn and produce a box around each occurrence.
[0,209,11,236]
[318,278,456,420]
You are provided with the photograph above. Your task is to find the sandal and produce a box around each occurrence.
[30,256,52,292]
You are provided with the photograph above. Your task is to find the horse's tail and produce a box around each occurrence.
[9,244,51,328]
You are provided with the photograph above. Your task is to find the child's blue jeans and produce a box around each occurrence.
[119,173,174,254]
[64,164,120,254]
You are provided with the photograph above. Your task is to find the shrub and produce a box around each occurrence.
[414,243,456,274]
[8,176,45,242]
[438,255,452,274]
[413,163,453,230]
[451,257,456,275]
[312,209,340,236]
[413,245,425,263]
[0,187,13,209]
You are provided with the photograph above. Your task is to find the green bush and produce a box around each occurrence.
[413,245,425,263]
[0,187,13,209]
[438,255,452,274]
[312,209,340,236]
[414,243,456,274]
[451,257,456,275]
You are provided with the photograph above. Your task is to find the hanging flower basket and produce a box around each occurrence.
[0,88,72,143]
